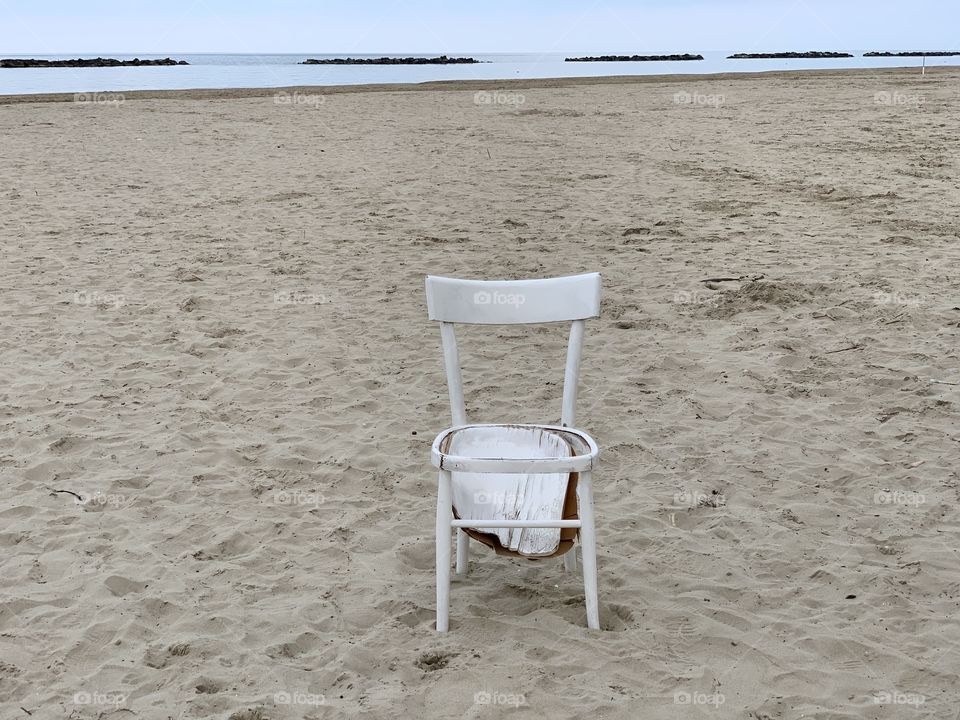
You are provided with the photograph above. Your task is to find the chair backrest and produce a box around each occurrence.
[425,273,601,428]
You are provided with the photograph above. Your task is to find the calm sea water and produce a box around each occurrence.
[0,52,952,95]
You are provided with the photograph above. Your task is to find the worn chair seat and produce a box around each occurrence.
[432,424,598,557]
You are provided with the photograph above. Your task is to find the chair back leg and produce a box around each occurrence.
[456,528,469,575]
[436,470,453,632]
[577,471,600,629]
[563,549,577,572]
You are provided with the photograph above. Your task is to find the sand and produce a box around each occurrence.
[1,67,959,719]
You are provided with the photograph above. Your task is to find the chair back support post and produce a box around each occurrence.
[561,319,585,427]
[439,322,467,426]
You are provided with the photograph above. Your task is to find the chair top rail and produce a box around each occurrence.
[426,273,601,325]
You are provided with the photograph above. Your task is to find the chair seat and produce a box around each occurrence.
[431,424,598,556]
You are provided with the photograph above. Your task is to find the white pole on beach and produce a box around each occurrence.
[922,54,926,75]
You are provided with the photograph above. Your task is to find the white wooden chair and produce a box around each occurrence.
[425,272,602,631]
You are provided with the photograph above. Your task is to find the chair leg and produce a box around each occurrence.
[456,528,469,575]
[578,471,600,630]
[563,548,577,573]
[436,470,453,632]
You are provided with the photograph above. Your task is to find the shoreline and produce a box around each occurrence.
[0,63,951,104]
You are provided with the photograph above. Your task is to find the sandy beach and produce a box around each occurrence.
[1,66,959,719]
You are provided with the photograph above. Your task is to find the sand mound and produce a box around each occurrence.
[707,280,832,316]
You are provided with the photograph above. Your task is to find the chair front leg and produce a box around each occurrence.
[456,528,469,575]
[577,471,600,630]
[436,469,453,632]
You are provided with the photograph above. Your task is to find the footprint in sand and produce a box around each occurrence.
[104,575,150,597]
[143,642,190,669]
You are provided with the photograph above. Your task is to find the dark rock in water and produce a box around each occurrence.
[300,55,480,65]
[864,51,960,57]
[0,57,189,68]
[727,51,853,59]
[566,54,703,62]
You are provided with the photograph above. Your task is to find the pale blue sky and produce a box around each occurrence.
[1,0,955,54]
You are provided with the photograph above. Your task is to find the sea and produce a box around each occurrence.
[0,51,953,96]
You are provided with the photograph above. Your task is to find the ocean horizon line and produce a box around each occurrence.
[3,47,952,56]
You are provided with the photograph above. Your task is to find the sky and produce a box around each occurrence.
[0,0,956,55]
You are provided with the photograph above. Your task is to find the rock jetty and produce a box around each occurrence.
[300,55,479,65]
[565,54,703,62]
[727,51,853,59]
[864,51,960,57]
[0,57,189,68]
